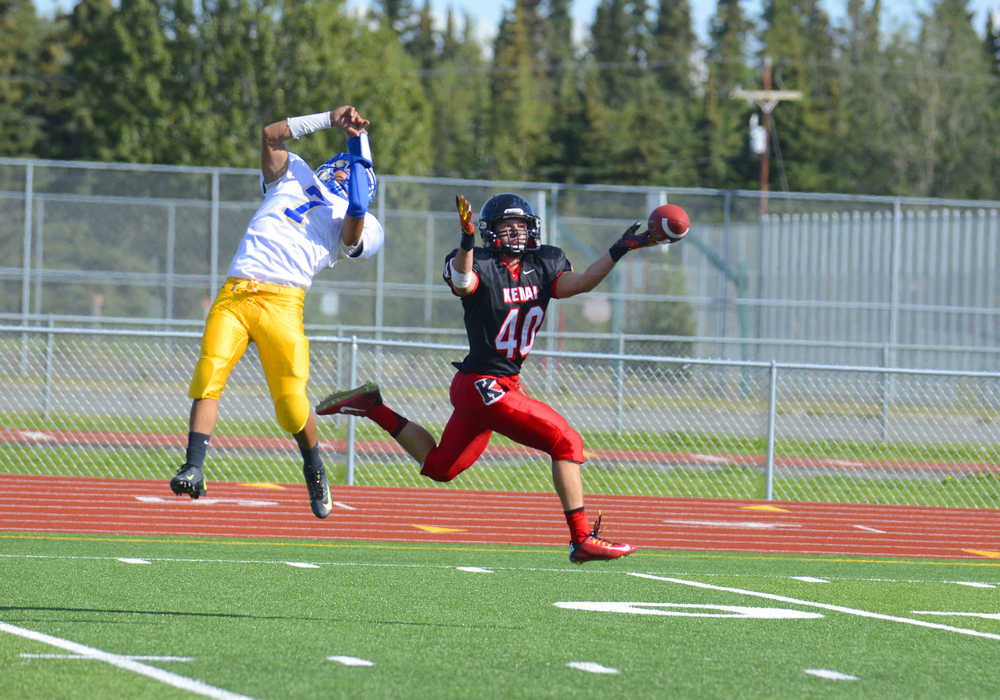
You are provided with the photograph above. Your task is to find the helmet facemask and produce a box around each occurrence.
[315,154,377,204]
[478,193,541,255]
[491,218,531,255]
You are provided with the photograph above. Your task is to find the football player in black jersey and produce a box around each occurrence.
[318,192,669,562]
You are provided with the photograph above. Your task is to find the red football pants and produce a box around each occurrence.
[420,372,584,483]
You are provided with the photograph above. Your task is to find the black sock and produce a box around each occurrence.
[300,443,323,471]
[185,432,210,468]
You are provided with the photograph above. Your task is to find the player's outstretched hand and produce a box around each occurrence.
[331,106,370,137]
[456,195,476,236]
[609,221,657,261]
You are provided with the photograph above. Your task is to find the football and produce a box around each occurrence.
[648,203,690,243]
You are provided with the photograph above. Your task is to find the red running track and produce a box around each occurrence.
[1,474,998,560]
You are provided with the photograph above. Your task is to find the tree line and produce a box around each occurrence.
[3,0,999,199]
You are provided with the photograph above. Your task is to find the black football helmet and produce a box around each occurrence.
[478,193,541,255]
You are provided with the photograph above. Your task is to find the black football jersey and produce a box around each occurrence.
[443,245,572,376]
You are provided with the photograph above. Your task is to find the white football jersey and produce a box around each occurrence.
[227,152,384,289]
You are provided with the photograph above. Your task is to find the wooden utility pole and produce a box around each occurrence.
[731,56,802,215]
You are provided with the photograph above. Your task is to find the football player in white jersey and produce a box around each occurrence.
[170,105,384,519]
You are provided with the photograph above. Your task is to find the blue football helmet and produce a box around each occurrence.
[316,153,377,205]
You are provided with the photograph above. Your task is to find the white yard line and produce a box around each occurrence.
[628,574,1000,641]
[0,622,253,699]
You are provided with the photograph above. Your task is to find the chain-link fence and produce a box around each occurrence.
[3,325,998,508]
[4,158,1000,371]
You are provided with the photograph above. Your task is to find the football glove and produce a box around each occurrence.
[609,222,658,261]
[456,194,476,249]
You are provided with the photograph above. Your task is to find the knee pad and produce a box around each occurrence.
[188,356,232,400]
[275,393,310,434]
[551,427,584,463]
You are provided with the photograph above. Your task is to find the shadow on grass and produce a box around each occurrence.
[0,606,522,629]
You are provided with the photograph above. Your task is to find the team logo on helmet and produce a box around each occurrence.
[316,153,377,204]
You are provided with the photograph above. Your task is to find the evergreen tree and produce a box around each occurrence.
[987,10,1000,74]
[0,0,47,156]
[700,0,755,188]
[645,0,700,185]
[589,0,642,106]
[834,0,897,194]
[487,0,553,178]
[535,61,589,182]
[372,0,420,46]
[915,0,995,198]
[584,0,700,185]
[649,0,695,93]
[758,0,838,192]
[340,25,433,176]
[426,12,489,177]
[543,0,574,68]
[406,0,438,72]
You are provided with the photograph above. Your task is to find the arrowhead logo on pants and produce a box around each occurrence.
[474,377,506,406]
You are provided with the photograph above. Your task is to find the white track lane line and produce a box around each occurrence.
[628,574,1000,641]
[0,622,254,699]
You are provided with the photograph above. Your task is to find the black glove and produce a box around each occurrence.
[609,222,657,262]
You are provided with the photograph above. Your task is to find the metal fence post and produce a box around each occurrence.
[888,199,902,371]
[882,343,890,443]
[44,315,54,419]
[375,184,387,378]
[336,326,344,395]
[20,163,34,372]
[719,190,732,357]
[424,213,434,325]
[33,198,44,316]
[765,360,778,500]
[210,170,220,294]
[346,335,359,486]
[615,334,625,432]
[21,162,33,325]
[166,202,176,323]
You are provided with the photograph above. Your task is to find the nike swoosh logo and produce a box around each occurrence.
[522,269,535,275]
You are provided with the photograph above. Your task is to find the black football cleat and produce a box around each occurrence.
[170,463,207,499]
[303,464,333,519]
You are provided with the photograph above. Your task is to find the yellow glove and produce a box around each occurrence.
[456,194,476,250]
[456,195,476,235]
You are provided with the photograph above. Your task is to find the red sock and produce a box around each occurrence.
[565,507,590,543]
[369,404,408,437]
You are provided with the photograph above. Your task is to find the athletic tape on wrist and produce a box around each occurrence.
[449,258,474,288]
[287,112,332,139]
[460,232,475,250]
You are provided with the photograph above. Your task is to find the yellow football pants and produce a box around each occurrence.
[189,277,311,434]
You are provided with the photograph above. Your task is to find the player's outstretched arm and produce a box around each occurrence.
[446,194,479,296]
[554,222,656,298]
[261,106,371,185]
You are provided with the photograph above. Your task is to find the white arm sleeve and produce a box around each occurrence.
[287,112,332,139]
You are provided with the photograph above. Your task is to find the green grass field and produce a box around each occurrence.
[3,533,999,698]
